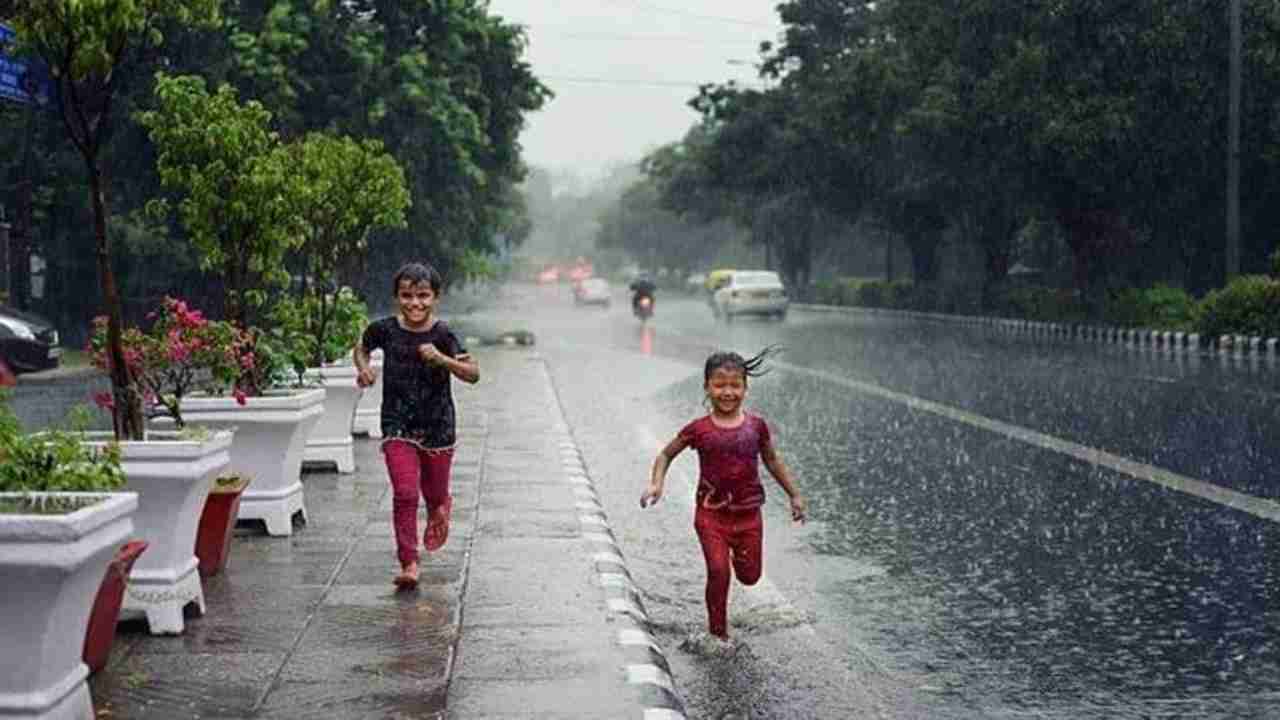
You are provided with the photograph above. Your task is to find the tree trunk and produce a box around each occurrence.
[90,163,144,440]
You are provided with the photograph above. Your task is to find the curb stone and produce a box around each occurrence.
[537,357,689,719]
[792,303,1280,361]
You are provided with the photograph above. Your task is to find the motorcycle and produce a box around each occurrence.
[632,293,655,322]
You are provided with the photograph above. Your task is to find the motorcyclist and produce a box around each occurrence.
[629,275,657,317]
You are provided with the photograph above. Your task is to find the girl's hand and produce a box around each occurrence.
[419,343,445,366]
[640,482,664,508]
[789,494,808,524]
[356,367,377,388]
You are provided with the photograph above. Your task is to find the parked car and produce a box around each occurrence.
[0,306,62,374]
[573,277,612,307]
[712,270,789,321]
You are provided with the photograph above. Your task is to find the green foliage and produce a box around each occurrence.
[1104,285,1199,331]
[1271,248,1280,278]
[1197,276,1280,339]
[232,327,294,397]
[0,397,125,495]
[990,286,1088,323]
[138,73,303,327]
[88,298,244,428]
[269,288,369,373]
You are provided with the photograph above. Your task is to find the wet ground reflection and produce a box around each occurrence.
[656,370,1279,718]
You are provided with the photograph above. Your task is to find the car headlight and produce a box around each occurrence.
[0,317,36,341]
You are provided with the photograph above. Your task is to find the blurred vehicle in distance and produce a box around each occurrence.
[705,268,736,294]
[568,257,594,283]
[573,277,612,307]
[537,264,561,284]
[685,272,707,293]
[0,306,62,374]
[712,270,788,321]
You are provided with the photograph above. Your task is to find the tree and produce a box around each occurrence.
[4,0,220,440]
[283,131,409,367]
[138,72,300,328]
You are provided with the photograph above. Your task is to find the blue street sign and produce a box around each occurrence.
[0,23,51,106]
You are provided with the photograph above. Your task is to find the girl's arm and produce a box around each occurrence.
[419,343,480,384]
[353,343,376,387]
[443,354,480,384]
[641,435,688,508]
[762,441,807,523]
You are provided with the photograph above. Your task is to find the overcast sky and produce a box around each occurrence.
[487,0,785,180]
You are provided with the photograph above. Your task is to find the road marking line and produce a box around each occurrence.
[775,360,1280,524]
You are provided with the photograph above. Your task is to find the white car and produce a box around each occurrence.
[573,277,612,307]
[712,270,789,320]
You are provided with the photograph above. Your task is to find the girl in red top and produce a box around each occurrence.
[641,347,806,642]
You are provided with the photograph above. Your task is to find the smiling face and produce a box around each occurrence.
[705,365,747,417]
[396,280,437,325]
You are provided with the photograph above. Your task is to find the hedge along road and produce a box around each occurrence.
[496,283,1280,719]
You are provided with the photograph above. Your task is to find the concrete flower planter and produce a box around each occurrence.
[0,492,137,720]
[352,350,384,438]
[176,388,326,537]
[81,430,233,635]
[303,364,365,473]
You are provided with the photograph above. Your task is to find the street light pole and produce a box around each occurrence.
[1226,0,1241,280]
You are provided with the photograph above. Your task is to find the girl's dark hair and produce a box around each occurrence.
[392,262,443,295]
[703,345,783,385]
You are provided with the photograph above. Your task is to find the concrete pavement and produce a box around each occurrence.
[88,345,684,719]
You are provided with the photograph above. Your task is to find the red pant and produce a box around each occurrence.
[694,505,763,638]
[383,440,453,565]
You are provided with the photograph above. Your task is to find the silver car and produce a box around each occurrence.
[712,270,789,320]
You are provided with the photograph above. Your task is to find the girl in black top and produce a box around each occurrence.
[354,262,479,588]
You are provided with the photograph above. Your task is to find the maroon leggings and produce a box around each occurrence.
[383,439,453,565]
[694,505,763,638]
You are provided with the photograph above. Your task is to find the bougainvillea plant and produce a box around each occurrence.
[90,298,248,429]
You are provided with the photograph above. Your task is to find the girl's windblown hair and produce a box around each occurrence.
[702,345,784,384]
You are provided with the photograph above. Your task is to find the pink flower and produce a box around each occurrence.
[239,352,256,370]
[92,392,115,410]
[233,389,248,406]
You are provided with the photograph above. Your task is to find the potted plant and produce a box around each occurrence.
[272,287,370,473]
[169,327,325,537]
[87,298,237,635]
[140,74,328,537]
[0,398,138,719]
[278,132,408,472]
[195,473,251,577]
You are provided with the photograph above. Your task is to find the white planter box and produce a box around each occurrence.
[0,492,137,720]
[176,388,326,537]
[352,350,384,438]
[303,364,365,473]
[81,431,232,635]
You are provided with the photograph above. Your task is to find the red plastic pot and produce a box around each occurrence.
[196,475,250,577]
[83,540,148,674]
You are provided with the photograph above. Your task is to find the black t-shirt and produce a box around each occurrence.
[360,316,470,448]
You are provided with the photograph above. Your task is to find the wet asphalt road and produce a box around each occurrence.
[470,284,1280,720]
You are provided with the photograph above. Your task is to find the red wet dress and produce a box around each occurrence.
[676,413,772,637]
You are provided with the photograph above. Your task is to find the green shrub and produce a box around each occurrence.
[1105,285,1198,331]
[1197,275,1280,339]
[0,396,125,496]
[857,281,887,308]
[1271,248,1279,278]
[990,286,1087,322]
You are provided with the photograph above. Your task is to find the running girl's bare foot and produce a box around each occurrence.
[425,497,453,551]
[393,562,420,589]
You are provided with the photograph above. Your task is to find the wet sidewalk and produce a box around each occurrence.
[90,347,676,719]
